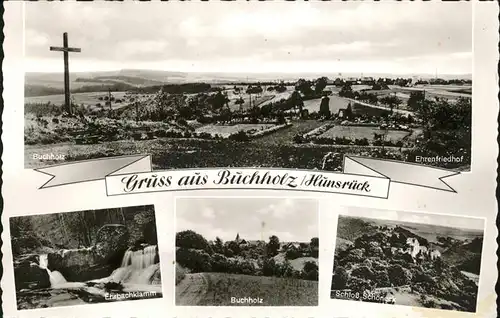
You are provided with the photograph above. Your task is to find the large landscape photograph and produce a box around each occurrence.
[331,209,484,312]
[10,205,162,309]
[24,2,472,171]
[175,197,319,306]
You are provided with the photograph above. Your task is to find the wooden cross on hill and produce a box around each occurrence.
[50,32,81,115]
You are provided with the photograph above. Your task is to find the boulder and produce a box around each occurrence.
[50,247,98,269]
[151,263,162,285]
[47,224,129,282]
[63,264,115,282]
[94,224,129,265]
[13,256,50,290]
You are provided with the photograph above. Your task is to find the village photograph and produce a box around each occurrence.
[24,2,472,171]
[174,197,319,306]
[331,208,484,312]
[10,205,162,309]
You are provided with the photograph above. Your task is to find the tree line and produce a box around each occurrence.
[175,230,319,281]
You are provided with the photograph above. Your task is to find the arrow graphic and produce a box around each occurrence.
[36,155,151,188]
[344,156,459,192]
[34,154,460,195]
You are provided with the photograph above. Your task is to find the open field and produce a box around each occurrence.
[348,99,414,117]
[362,85,472,104]
[272,254,319,272]
[194,123,276,138]
[319,125,415,141]
[251,120,326,145]
[26,91,126,105]
[176,272,318,306]
[303,94,350,114]
[24,91,154,113]
[227,94,276,111]
[225,86,295,111]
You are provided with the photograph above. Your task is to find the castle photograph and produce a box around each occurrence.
[331,208,484,312]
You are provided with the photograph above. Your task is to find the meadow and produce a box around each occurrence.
[319,125,413,141]
[303,94,350,114]
[176,272,318,306]
[194,123,277,138]
[25,91,128,107]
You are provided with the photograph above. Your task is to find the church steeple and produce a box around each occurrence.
[235,233,240,242]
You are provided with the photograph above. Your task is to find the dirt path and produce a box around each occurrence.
[175,273,209,306]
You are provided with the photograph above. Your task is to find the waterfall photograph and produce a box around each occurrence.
[9,205,162,310]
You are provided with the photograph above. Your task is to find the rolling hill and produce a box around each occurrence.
[176,272,318,306]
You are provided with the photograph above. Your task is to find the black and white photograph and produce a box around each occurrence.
[175,197,319,306]
[10,205,162,310]
[24,2,471,171]
[330,208,484,312]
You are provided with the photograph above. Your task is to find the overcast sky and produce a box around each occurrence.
[176,198,318,242]
[24,1,472,75]
[344,207,484,232]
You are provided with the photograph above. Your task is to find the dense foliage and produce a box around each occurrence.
[331,217,482,312]
[175,231,319,281]
[10,206,157,255]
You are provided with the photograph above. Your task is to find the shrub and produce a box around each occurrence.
[348,276,373,293]
[262,258,279,277]
[354,137,370,146]
[388,264,413,286]
[351,265,375,280]
[373,270,391,287]
[293,134,305,144]
[154,129,167,137]
[301,261,319,281]
[175,248,212,273]
[211,253,231,273]
[229,130,250,142]
[176,230,211,252]
[234,259,257,275]
[285,248,302,260]
[331,266,349,290]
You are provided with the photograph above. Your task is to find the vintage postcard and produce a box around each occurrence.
[1,1,498,318]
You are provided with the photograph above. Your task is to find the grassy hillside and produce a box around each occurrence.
[336,216,378,241]
[176,272,317,306]
[273,253,318,271]
[442,238,483,274]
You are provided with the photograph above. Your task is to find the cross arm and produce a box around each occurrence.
[50,46,82,53]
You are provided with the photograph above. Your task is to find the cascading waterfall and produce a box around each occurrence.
[102,245,158,286]
[121,245,157,269]
[38,254,68,287]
